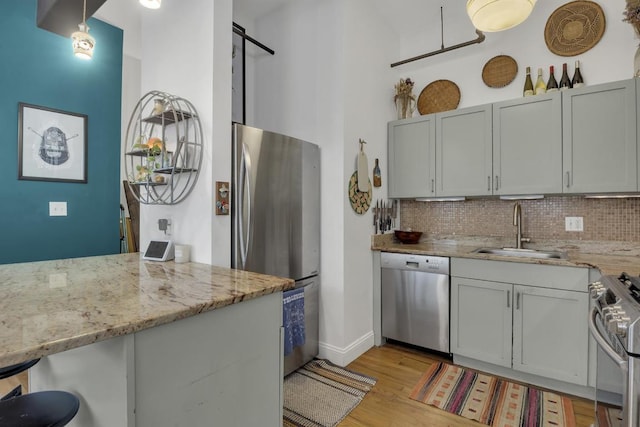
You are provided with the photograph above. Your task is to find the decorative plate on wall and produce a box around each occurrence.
[544,1,606,57]
[348,171,371,215]
[417,80,461,115]
[482,55,518,88]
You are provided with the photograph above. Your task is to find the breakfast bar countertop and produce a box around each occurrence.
[371,234,640,276]
[0,253,294,367]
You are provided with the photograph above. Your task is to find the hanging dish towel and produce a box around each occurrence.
[283,287,305,356]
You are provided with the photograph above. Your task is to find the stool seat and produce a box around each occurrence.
[0,359,39,380]
[0,390,79,427]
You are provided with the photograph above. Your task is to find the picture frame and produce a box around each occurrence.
[18,102,88,183]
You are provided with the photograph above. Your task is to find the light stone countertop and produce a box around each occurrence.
[372,234,640,276]
[0,253,293,367]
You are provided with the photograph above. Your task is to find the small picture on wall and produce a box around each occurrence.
[18,102,88,183]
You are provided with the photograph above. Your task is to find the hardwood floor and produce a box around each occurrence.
[340,343,595,427]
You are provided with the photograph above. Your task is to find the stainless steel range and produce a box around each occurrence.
[588,273,640,427]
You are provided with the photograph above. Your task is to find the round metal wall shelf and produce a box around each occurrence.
[124,91,203,205]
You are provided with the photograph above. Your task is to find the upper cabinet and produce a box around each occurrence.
[388,78,640,199]
[436,105,493,197]
[493,93,563,195]
[562,79,637,193]
[388,115,435,198]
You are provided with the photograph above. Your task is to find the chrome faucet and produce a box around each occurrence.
[513,201,530,249]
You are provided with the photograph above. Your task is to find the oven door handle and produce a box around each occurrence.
[589,307,627,366]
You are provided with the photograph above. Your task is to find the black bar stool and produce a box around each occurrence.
[0,359,80,426]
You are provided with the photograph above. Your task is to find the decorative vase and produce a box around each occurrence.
[635,45,640,77]
[395,93,416,120]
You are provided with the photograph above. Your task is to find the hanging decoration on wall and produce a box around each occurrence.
[349,139,372,214]
[482,55,519,88]
[417,80,461,115]
[348,171,372,215]
[356,139,370,192]
[544,1,606,57]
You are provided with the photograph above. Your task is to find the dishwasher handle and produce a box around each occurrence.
[381,252,449,275]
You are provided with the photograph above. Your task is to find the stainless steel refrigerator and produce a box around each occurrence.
[231,124,320,376]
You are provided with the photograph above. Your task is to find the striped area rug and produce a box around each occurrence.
[409,362,576,427]
[283,359,377,427]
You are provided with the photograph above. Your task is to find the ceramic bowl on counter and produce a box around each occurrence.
[394,230,423,244]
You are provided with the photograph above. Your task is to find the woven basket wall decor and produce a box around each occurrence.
[417,80,461,115]
[544,1,606,57]
[482,55,518,88]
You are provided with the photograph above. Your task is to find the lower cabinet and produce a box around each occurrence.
[451,259,589,387]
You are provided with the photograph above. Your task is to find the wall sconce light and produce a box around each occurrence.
[466,0,537,32]
[140,0,162,9]
[71,0,95,59]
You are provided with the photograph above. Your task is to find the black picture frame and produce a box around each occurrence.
[18,102,88,183]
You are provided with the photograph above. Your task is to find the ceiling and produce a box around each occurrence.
[37,0,108,36]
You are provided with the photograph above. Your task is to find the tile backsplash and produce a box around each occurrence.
[400,196,640,242]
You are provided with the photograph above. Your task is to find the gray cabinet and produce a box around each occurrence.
[388,115,435,198]
[512,284,588,385]
[436,104,493,197]
[493,93,563,195]
[450,258,589,386]
[562,79,637,193]
[450,277,512,367]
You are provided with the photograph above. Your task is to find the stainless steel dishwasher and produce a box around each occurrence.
[381,252,450,353]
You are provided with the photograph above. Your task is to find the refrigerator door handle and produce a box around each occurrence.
[238,143,252,268]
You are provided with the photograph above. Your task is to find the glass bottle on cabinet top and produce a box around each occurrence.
[124,90,204,205]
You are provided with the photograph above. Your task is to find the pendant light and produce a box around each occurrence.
[466,0,537,32]
[71,0,95,59]
[140,0,162,9]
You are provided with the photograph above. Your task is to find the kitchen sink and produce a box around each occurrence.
[471,247,568,260]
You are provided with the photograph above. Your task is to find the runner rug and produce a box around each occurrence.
[409,362,577,427]
[283,359,377,427]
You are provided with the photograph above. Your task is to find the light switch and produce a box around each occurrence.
[49,201,67,216]
[565,216,583,232]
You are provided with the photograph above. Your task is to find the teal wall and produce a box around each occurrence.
[0,0,123,264]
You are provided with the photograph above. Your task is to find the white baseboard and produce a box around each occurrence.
[318,331,374,367]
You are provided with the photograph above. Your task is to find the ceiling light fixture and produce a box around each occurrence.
[466,0,537,32]
[139,0,162,9]
[71,0,95,59]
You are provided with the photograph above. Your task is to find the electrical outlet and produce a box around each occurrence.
[49,201,67,216]
[565,216,584,232]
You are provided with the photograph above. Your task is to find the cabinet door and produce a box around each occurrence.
[436,104,493,197]
[493,93,563,195]
[562,79,637,193]
[388,116,436,198]
[512,285,589,386]
[451,277,512,368]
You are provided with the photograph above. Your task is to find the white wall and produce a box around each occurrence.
[341,0,396,362]
[135,0,232,266]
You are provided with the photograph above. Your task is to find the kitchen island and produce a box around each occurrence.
[0,253,293,426]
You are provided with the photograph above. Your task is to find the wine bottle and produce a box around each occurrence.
[559,63,572,90]
[523,67,534,97]
[546,65,558,92]
[534,68,546,95]
[572,60,584,88]
[373,158,381,188]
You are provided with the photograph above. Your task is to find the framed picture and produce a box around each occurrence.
[18,102,88,183]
